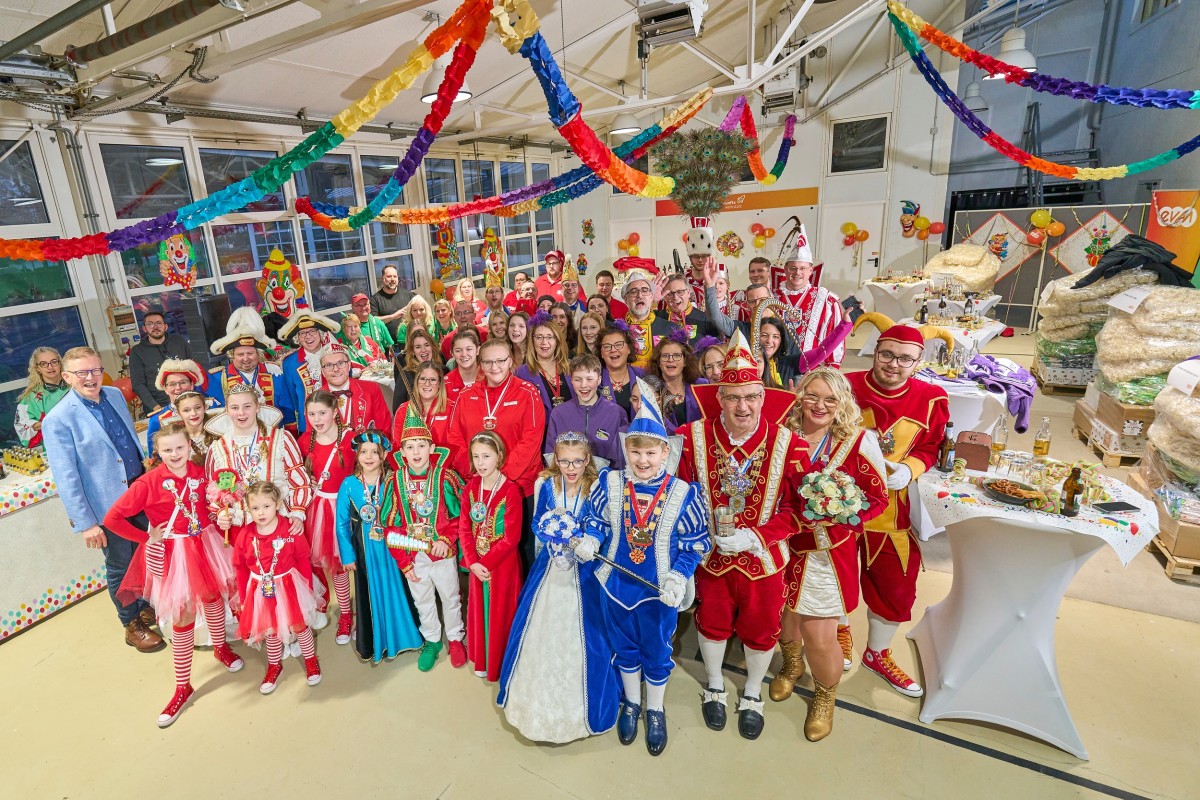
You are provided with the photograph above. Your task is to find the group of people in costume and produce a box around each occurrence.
[36,219,949,756]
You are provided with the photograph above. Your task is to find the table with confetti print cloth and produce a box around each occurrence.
[908,468,1158,760]
[0,468,106,643]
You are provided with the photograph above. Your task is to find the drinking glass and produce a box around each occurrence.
[996,450,1015,476]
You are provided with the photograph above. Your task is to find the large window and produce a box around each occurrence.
[0,140,49,226]
[830,116,889,174]
[0,252,74,308]
[212,221,297,312]
[199,147,285,212]
[99,143,194,219]
[362,155,417,290]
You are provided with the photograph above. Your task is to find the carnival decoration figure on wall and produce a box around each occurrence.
[988,232,1010,260]
[257,249,307,340]
[481,226,506,275]
[158,234,197,291]
[576,252,589,274]
[581,218,595,246]
[435,221,465,282]
[717,231,745,258]
[900,201,920,238]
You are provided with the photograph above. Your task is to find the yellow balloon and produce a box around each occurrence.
[1030,209,1052,228]
[627,244,640,257]
[913,216,931,230]
[840,222,858,236]
[753,234,767,249]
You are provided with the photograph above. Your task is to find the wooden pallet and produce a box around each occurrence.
[1147,535,1200,582]
[1070,425,1142,469]
[1032,361,1088,396]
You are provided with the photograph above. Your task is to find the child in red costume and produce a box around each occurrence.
[104,422,244,728]
[299,390,357,644]
[458,431,524,682]
[228,481,323,694]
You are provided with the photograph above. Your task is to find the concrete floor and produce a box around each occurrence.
[4,327,1197,799]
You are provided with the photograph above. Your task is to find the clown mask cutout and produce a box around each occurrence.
[257,249,307,319]
[900,200,920,239]
[158,234,197,291]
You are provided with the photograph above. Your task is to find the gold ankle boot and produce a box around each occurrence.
[768,640,805,702]
[804,680,838,742]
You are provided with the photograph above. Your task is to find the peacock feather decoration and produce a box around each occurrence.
[652,128,752,220]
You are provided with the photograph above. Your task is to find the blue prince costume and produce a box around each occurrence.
[576,379,711,756]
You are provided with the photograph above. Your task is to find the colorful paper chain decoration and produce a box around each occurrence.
[720,96,796,185]
[0,0,490,262]
[493,0,672,199]
[890,12,1200,181]
[889,1,1200,109]
[299,89,710,229]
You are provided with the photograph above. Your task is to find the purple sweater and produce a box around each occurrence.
[545,396,629,469]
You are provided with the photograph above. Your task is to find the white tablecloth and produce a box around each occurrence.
[923,294,1001,317]
[862,279,930,321]
[859,317,1007,359]
[914,375,1006,435]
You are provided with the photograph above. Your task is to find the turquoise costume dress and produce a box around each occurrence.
[335,472,423,663]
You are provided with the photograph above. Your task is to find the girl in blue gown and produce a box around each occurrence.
[498,432,620,743]
[335,429,423,663]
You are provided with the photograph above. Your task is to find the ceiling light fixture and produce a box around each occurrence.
[984,4,1036,79]
[610,112,641,135]
[421,54,472,104]
[962,81,988,112]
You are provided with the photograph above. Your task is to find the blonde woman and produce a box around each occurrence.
[16,346,68,448]
[430,298,456,342]
[393,327,443,410]
[576,311,605,357]
[397,295,432,346]
[456,277,486,324]
[771,367,888,742]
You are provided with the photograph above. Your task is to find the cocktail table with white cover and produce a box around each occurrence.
[914,373,1006,434]
[923,294,1001,317]
[909,469,1156,760]
[862,278,930,322]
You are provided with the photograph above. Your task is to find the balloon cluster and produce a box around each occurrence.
[1027,208,1066,245]
[750,222,777,249]
[914,217,946,241]
[839,222,872,247]
[617,231,642,258]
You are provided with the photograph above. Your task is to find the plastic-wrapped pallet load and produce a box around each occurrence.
[923,243,1001,294]
[1096,287,1200,386]
[1150,386,1200,480]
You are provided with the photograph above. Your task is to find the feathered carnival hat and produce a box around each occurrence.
[527,309,554,329]
[155,358,206,392]
[210,306,277,355]
[692,329,795,425]
[352,428,392,452]
[278,308,341,344]
[561,254,580,283]
[398,403,432,443]
[686,216,715,258]
[622,377,670,446]
[784,222,813,264]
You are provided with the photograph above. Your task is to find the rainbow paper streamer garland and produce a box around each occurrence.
[890,12,1200,181]
[299,89,711,230]
[720,96,796,185]
[0,0,492,263]
[889,1,1200,109]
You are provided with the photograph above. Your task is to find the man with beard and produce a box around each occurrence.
[370,263,414,342]
[534,249,568,302]
[621,269,677,369]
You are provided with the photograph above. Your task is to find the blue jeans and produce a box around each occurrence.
[101,526,147,626]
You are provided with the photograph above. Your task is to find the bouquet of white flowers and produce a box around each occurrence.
[798,469,868,526]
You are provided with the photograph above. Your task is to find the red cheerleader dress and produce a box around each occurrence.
[233,517,323,647]
[299,428,357,574]
[104,462,236,631]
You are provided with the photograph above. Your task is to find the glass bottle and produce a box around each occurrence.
[916,298,929,324]
[990,416,1009,466]
[1060,467,1082,517]
[938,422,956,472]
[1032,417,1052,457]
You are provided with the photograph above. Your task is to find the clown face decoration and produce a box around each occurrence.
[256,249,307,319]
[158,234,197,291]
[899,201,920,239]
[988,232,1010,260]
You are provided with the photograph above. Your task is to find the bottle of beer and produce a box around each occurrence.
[917,298,929,324]
[1032,416,1052,457]
[990,416,1008,465]
[937,422,956,472]
[1060,467,1083,517]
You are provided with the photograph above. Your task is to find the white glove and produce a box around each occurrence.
[658,572,687,608]
[885,462,913,491]
[572,536,598,563]
[714,527,759,555]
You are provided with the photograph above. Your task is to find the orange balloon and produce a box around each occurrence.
[916,229,930,240]
[617,239,629,251]
[628,232,641,245]
[1046,221,1066,237]
[430,278,445,296]
[681,233,689,244]
[764,227,776,238]
[854,229,870,242]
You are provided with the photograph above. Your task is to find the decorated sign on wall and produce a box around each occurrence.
[1146,189,1200,275]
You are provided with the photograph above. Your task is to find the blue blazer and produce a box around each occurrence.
[42,387,144,534]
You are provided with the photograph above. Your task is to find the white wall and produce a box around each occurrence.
[567,0,960,301]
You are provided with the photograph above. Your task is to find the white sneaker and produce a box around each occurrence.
[474,669,487,678]
[311,611,329,631]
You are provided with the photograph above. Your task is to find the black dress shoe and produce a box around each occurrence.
[645,709,668,756]
[737,695,765,740]
[617,698,641,745]
[701,687,728,731]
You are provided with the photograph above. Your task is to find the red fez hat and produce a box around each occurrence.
[878,324,925,349]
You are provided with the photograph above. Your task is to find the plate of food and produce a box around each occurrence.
[981,478,1043,506]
